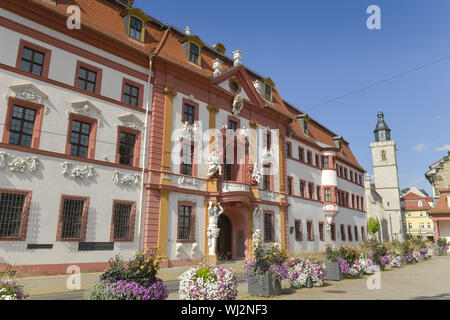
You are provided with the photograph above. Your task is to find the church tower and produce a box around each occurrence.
[370,110,404,240]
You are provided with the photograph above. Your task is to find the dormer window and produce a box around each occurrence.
[129,16,143,40]
[264,84,272,101]
[333,136,343,152]
[297,114,310,135]
[263,78,275,102]
[181,34,205,66]
[121,8,151,43]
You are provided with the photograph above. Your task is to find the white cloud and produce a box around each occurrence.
[434,145,450,151]
[410,144,425,152]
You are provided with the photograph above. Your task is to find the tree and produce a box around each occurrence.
[367,217,380,234]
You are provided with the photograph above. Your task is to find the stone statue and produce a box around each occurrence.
[250,164,262,185]
[208,201,224,228]
[207,151,222,178]
[232,94,244,116]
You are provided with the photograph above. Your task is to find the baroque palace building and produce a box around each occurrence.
[0,0,366,274]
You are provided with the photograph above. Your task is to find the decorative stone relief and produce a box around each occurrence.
[261,147,274,165]
[232,94,244,116]
[222,182,250,192]
[162,173,172,181]
[8,83,48,105]
[207,150,222,178]
[62,162,94,180]
[118,114,145,131]
[0,152,39,173]
[112,170,140,186]
[252,207,263,246]
[69,101,103,127]
[176,243,183,257]
[191,242,199,258]
[178,176,198,186]
[179,121,200,141]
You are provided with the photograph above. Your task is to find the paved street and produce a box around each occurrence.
[26,257,450,300]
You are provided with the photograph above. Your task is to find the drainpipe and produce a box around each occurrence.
[138,54,154,252]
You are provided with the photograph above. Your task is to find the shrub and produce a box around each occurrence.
[367,217,380,234]
[179,264,237,300]
[0,280,28,300]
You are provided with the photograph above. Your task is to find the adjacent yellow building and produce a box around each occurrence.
[401,187,435,240]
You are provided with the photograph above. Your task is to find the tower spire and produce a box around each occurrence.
[374,109,391,142]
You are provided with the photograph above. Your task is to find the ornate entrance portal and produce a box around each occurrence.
[216,214,232,261]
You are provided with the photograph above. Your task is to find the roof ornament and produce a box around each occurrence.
[233,50,242,66]
[184,26,191,36]
[212,59,223,77]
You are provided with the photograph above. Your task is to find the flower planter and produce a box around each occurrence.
[248,272,282,297]
[401,258,408,266]
[324,261,344,281]
[305,276,313,288]
[419,253,425,261]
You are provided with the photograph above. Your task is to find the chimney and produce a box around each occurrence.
[233,50,242,66]
[212,59,223,77]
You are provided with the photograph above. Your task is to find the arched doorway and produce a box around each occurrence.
[216,214,232,261]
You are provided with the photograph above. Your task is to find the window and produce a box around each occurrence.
[347,225,353,241]
[181,142,194,176]
[330,223,336,241]
[360,198,364,211]
[263,165,271,191]
[299,180,306,198]
[287,177,293,195]
[316,186,321,201]
[354,226,359,241]
[117,127,140,167]
[344,168,348,179]
[418,201,423,207]
[3,98,44,149]
[57,196,89,241]
[315,154,320,168]
[189,42,200,64]
[350,171,353,182]
[339,166,343,177]
[228,120,238,131]
[307,221,313,241]
[69,120,91,158]
[340,224,346,241]
[16,39,51,78]
[361,226,365,240]
[352,194,355,209]
[307,151,312,164]
[8,105,36,148]
[286,142,292,158]
[77,67,97,93]
[319,222,324,241]
[408,223,412,229]
[123,83,140,107]
[265,132,271,149]
[111,201,135,241]
[308,182,314,200]
[178,205,193,241]
[20,47,45,76]
[264,212,274,242]
[129,16,143,40]
[183,104,195,124]
[295,220,302,241]
[427,223,431,229]
[324,188,331,202]
[0,190,31,240]
[298,147,304,162]
[75,61,102,94]
[322,156,329,168]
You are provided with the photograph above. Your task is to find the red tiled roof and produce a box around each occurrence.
[428,188,450,214]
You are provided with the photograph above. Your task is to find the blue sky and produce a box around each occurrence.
[135,0,450,195]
